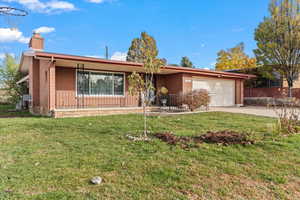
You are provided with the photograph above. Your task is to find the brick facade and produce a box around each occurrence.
[29,62,245,117]
[156,73,184,94]
[156,73,244,106]
[29,58,40,113]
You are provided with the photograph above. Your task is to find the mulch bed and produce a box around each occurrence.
[154,131,254,148]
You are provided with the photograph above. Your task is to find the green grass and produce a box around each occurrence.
[0,104,33,118]
[0,106,299,200]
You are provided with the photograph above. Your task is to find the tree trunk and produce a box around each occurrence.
[288,86,292,98]
[287,79,293,98]
[141,93,147,138]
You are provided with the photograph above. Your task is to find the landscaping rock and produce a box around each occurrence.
[90,176,102,185]
[126,134,151,141]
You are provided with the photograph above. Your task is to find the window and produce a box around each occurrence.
[77,71,125,96]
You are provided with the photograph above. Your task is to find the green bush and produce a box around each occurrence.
[0,54,25,105]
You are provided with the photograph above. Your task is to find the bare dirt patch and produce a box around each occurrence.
[154,131,254,148]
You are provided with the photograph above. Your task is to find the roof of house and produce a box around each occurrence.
[21,51,255,79]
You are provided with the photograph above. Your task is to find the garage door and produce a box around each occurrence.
[192,78,235,107]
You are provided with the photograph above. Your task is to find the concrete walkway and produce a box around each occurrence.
[210,106,277,118]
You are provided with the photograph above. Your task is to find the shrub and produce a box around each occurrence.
[271,98,300,135]
[0,54,24,105]
[180,89,210,111]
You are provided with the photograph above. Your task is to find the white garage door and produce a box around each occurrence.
[192,77,235,107]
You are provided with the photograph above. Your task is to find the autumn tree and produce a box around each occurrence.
[127,32,159,63]
[254,0,300,97]
[127,32,165,138]
[180,56,194,68]
[215,43,257,71]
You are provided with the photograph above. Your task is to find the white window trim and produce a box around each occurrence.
[75,69,126,97]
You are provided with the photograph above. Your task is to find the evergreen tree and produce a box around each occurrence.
[180,56,194,68]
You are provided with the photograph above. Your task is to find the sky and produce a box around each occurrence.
[0,0,270,69]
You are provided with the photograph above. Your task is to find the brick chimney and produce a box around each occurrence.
[29,32,44,51]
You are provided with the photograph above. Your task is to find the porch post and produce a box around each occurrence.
[241,80,244,106]
[235,79,244,107]
[49,62,56,112]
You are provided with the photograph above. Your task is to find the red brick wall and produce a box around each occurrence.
[235,80,243,104]
[156,73,183,94]
[49,62,56,111]
[29,58,41,114]
[39,60,51,115]
[182,73,193,93]
[31,59,40,107]
[56,67,75,91]
[157,73,244,105]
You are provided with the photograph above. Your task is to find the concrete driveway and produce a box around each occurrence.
[210,106,277,118]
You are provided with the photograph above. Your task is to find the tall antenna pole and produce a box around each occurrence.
[105,46,109,59]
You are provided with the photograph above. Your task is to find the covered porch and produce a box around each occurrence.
[21,53,187,116]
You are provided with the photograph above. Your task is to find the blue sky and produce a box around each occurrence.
[0,0,270,69]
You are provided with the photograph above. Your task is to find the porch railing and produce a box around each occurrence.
[55,91,139,109]
[56,91,191,112]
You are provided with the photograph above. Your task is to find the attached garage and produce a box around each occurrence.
[192,77,236,107]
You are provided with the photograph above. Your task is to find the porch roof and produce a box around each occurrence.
[20,51,255,79]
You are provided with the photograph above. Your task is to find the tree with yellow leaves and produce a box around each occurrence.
[215,43,257,71]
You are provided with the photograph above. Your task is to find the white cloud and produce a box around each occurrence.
[85,55,104,59]
[0,53,15,60]
[87,0,113,3]
[46,1,75,10]
[0,28,30,44]
[87,0,105,3]
[210,62,216,68]
[110,52,127,61]
[34,26,55,34]
[0,53,5,60]
[4,0,76,13]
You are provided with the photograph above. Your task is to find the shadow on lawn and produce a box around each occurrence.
[0,104,35,118]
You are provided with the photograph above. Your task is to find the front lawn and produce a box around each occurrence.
[0,104,33,118]
[0,107,299,199]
